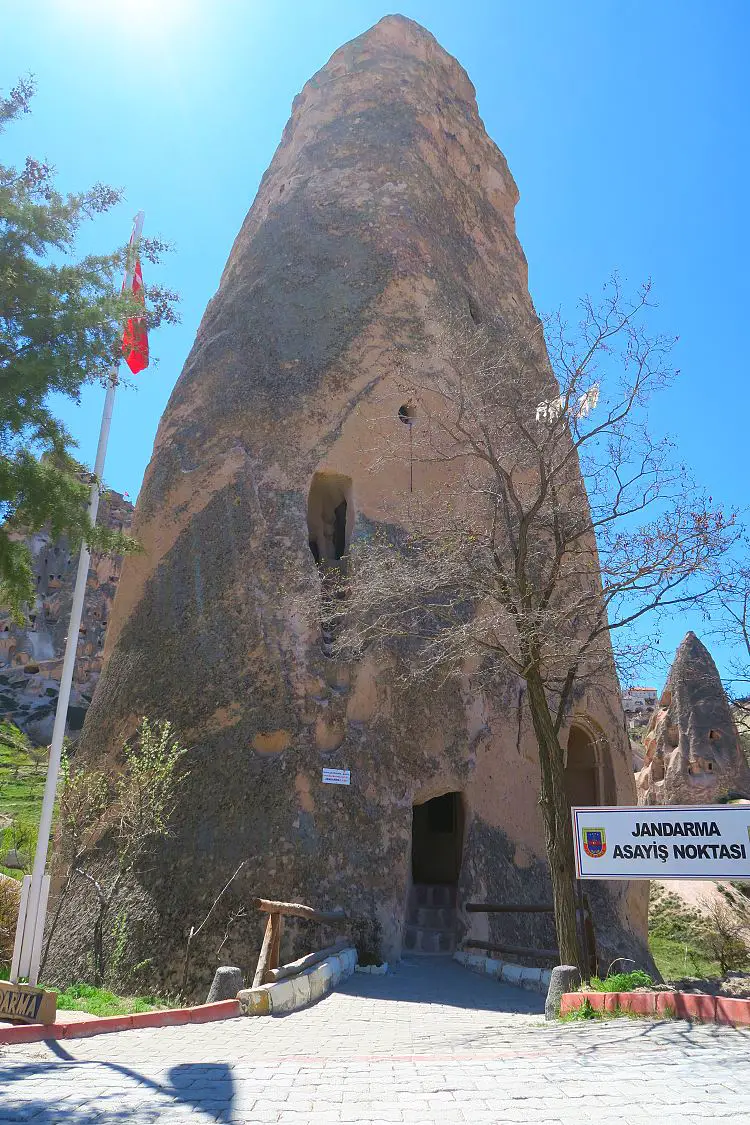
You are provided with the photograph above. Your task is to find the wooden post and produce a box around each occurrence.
[252,913,275,988]
[269,913,283,972]
[575,881,591,980]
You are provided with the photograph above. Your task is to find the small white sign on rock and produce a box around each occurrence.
[322,768,351,786]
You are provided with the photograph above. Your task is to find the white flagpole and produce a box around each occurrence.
[10,211,145,987]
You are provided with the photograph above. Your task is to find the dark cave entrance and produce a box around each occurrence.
[411,792,464,885]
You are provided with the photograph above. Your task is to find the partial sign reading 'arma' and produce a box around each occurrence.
[572,806,750,880]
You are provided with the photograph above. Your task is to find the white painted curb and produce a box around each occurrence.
[238,947,358,1016]
[355,962,389,975]
[453,950,552,996]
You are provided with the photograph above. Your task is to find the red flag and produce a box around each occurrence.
[121,255,149,374]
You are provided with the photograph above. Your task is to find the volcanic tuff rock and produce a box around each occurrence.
[46,16,652,995]
[636,632,750,805]
[0,491,133,745]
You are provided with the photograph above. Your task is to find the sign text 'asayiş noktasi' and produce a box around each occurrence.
[572,805,750,880]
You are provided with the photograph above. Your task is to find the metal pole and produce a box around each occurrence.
[575,879,591,981]
[10,211,145,986]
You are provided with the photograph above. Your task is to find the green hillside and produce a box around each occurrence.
[0,721,47,880]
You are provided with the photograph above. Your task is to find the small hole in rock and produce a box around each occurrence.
[398,403,416,425]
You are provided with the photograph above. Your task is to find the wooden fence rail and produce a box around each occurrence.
[463,939,559,961]
[251,898,348,988]
[463,891,595,972]
[465,903,553,914]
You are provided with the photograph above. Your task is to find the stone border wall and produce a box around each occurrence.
[238,946,358,1015]
[454,949,552,994]
[561,990,750,1026]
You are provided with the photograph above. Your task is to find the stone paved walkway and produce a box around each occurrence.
[1,956,749,1123]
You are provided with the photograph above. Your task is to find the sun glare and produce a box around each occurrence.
[62,0,194,39]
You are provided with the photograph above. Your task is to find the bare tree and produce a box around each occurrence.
[43,718,187,985]
[704,554,750,766]
[328,277,736,973]
[709,556,750,703]
[699,895,750,976]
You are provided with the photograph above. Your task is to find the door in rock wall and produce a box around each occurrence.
[411,792,464,884]
[564,725,600,807]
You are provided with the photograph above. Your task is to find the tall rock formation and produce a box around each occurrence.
[0,490,134,744]
[636,632,750,805]
[46,16,651,994]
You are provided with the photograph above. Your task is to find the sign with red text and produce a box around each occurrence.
[572,805,750,880]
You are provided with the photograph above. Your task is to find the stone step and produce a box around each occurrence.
[407,905,457,929]
[402,924,457,955]
[409,883,457,910]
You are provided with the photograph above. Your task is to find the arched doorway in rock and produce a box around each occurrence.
[404,792,464,955]
[564,724,601,807]
[307,471,354,656]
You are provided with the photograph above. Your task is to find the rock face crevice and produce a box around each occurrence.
[46,15,649,995]
[636,632,750,805]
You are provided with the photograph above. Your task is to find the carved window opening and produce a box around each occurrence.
[709,729,721,741]
[307,472,354,657]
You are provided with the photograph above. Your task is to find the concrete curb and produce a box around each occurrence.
[238,946,358,1015]
[561,990,750,1026]
[0,999,240,1046]
[453,950,552,995]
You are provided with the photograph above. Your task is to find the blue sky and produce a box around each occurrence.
[4,0,748,686]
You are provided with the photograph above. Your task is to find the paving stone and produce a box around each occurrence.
[0,957,749,1124]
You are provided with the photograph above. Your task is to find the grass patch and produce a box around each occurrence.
[587,969,653,992]
[0,966,171,1016]
[649,934,721,980]
[560,999,652,1023]
[648,884,725,979]
[52,983,169,1017]
[0,722,48,881]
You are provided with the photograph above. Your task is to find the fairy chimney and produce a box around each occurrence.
[46,16,652,995]
[636,632,750,805]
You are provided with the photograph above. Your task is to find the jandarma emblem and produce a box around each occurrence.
[582,828,606,858]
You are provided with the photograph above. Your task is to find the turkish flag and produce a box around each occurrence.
[121,256,149,374]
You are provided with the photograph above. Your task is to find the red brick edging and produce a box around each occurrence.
[561,991,750,1026]
[0,999,240,1046]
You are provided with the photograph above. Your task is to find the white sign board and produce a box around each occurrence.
[322,768,351,786]
[572,805,750,880]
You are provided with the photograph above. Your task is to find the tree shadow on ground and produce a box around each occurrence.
[0,1047,235,1122]
[548,1013,750,1058]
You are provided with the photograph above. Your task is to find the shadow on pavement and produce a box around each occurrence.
[336,954,546,1015]
[0,1049,235,1122]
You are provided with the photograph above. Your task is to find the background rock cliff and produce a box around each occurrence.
[0,490,133,745]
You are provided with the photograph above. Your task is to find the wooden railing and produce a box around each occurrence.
[463,892,596,971]
[251,897,348,987]
[463,902,558,963]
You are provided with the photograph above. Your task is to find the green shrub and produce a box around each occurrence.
[562,997,598,1021]
[588,969,653,992]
